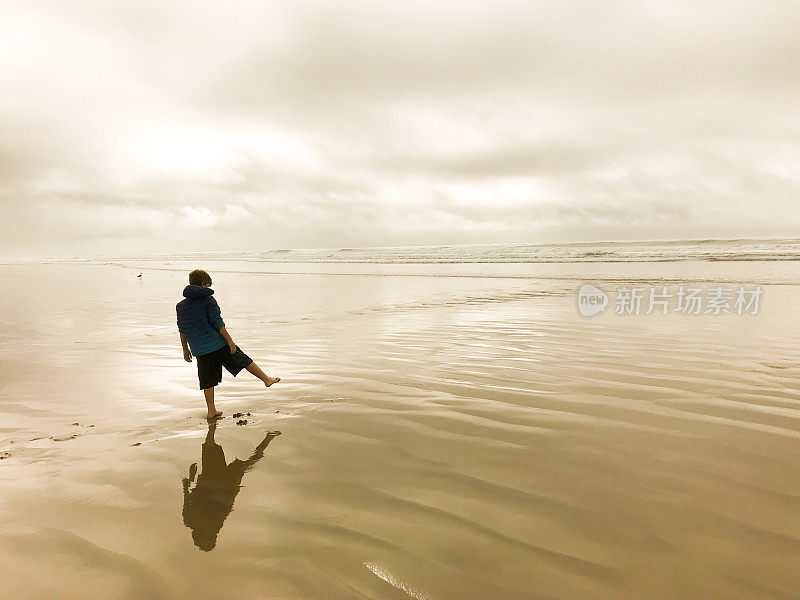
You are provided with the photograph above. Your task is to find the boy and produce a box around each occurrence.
[176,269,280,420]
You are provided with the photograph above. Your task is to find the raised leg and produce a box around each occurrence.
[245,361,281,387]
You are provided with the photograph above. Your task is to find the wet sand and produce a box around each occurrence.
[0,261,798,599]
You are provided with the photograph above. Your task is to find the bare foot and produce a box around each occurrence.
[264,376,281,388]
[206,410,223,420]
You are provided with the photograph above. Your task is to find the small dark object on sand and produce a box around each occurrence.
[232,412,245,418]
[247,412,250,416]
[236,419,248,425]
[131,442,141,446]
[137,273,142,278]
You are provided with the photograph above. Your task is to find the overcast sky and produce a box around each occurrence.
[1,0,799,257]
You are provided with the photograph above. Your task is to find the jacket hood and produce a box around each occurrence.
[183,284,214,300]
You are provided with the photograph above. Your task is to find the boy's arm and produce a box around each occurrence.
[177,308,191,361]
[220,326,236,353]
[207,298,236,353]
[180,332,192,361]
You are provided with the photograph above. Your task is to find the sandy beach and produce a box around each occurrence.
[1,257,799,599]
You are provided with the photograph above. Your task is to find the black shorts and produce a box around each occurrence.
[196,344,253,390]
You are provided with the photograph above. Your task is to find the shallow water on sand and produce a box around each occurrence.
[0,262,798,599]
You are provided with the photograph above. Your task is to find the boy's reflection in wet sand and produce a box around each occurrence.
[182,421,281,551]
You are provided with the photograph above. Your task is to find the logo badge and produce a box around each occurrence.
[578,283,608,317]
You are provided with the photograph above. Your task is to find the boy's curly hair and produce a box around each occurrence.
[189,269,212,286]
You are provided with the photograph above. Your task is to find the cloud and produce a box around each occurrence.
[1,0,800,257]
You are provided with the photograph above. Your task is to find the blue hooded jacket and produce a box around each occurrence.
[176,285,228,356]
